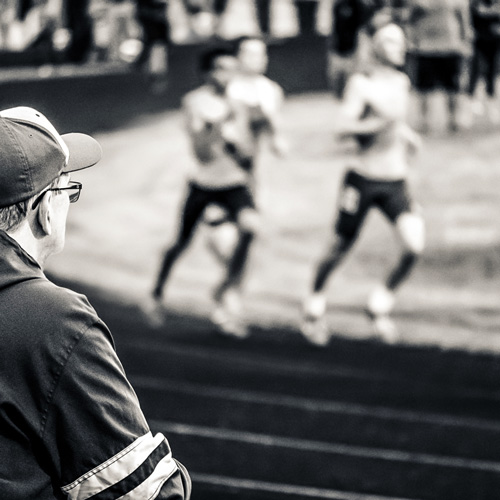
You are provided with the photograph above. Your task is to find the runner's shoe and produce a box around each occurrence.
[300,315,329,346]
[366,286,398,343]
[212,306,249,339]
[139,295,165,328]
[365,309,399,344]
[368,285,395,315]
[301,294,329,346]
[212,287,249,339]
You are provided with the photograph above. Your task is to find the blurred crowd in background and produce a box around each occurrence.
[0,0,324,65]
[0,0,499,129]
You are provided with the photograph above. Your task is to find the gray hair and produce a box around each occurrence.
[0,200,30,232]
[0,177,61,232]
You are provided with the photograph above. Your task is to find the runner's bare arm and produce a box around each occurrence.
[221,100,255,166]
[264,85,288,156]
[183,95,227,162]
[399,123,422,157]
[335,74,393,140]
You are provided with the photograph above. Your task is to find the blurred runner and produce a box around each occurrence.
[204,35,286,266]
[302,22,425,345]
[149,47,257,337]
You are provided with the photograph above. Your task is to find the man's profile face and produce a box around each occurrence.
[238,39,268,75]
[374,25,406,67]
[211,55,238,89]
[47,173,71,257]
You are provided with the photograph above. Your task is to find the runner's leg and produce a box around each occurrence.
[153,186,209,299]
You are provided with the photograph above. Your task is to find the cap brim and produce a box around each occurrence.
[62,133,102,172]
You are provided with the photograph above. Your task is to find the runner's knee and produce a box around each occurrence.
[396,212,425,255]
[237,208,260,235]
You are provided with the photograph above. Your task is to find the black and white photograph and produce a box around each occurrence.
[0,1,499,499]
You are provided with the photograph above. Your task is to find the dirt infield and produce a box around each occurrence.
[46,91,500,353]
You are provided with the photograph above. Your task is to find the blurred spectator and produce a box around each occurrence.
[63,0,93,62]
[295,0,320,36]
[181,0,216,38]
[135,0,169,62]
[0,1,20,49]
[220,0,298,40]
[468,0,500,124]
[328,0,385,98]
[0,0,93,63]
[0,0,60,53]
[255,0,271,36]
[89,0,143,63]
[406,0,474,133]
[213,0,230,34]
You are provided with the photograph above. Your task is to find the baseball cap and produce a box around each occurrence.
[0,106,102,208]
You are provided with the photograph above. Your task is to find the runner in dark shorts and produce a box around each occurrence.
[176,183,254,244]
[147,48,259,337]
[335,169,412,239]
[302,23,425,345]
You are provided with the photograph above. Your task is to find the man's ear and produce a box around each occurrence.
[36,192,52,236]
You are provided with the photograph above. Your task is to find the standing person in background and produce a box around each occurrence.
[61,0,93,63]
[406,0,474,133]
[150,48,258,337]
[254,0,272,37]
[0,106,191,500]
[468,0,500,124]
[135,0,169,91]
[328,0,388,99]
[302,23,425,346]
[329,0,372,98]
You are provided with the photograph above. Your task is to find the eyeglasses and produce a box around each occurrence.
[31,181,82,210]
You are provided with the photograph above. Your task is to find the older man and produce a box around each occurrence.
[0,107,191,500]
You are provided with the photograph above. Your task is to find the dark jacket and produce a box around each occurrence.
[0,230,191,499]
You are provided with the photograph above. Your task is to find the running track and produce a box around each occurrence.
[52,276,500,500]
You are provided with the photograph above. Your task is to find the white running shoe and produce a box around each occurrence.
[211,305,249,339]
[301,294,329,346]
[366,286,398,343]
[371,314,399,344]
[212,288,248,339]
[222,287,243,316]
[303,293,327,320]
[139,296,165,328]
[300,315,330,346]
[367,286,395,317]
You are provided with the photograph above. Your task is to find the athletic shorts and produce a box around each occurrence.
[411,54,464,92]
[334,169,412,239]
[179,183,255,241]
